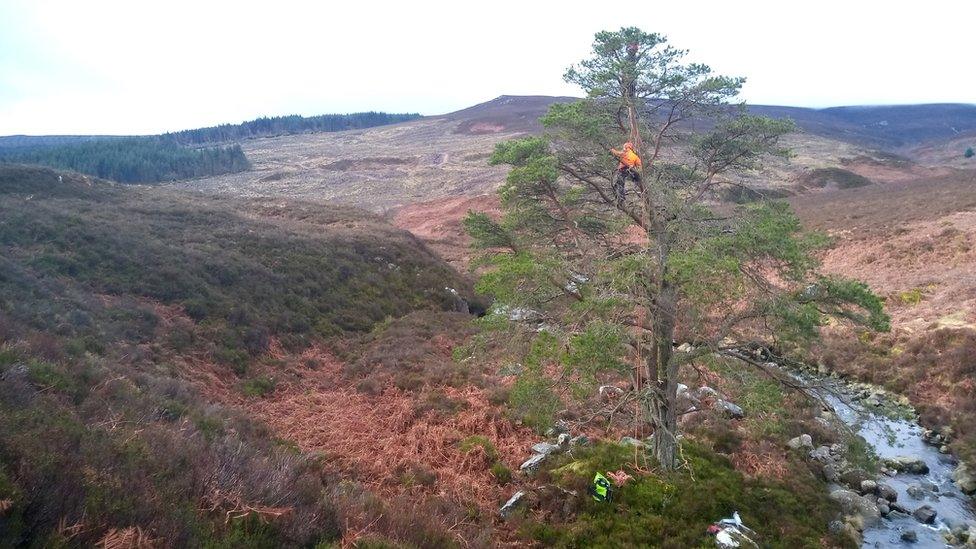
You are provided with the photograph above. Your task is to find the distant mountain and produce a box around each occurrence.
[444,95,576,134]
[749,103,976,149]
[445,95,976,152]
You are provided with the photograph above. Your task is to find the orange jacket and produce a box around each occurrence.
[611,146,642,170]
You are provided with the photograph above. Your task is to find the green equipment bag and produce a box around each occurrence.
[590,472,613,503]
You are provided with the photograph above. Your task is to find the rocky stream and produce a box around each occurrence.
[787,362,976,547]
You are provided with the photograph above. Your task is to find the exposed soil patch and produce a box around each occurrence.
[392,194,502,270]
[462,121,507,134]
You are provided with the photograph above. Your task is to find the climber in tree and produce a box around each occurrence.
[610,141,642,204]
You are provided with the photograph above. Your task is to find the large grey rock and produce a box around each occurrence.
[953,462,976,495]
[676,383,700,410]
[860,480,878,495]
[822,463,841,483]
[829,489,881,528]
[519,453,547,472]
[619,436,645,448]
[890,501,911,515]
[950,524,972,544]
[569,435,589,446]
[901,529,918,543]
[556,433,571,448]
[963,525,976,547]
[697,386,719,399]
[714,399,745,419]
[912,505,937,524]
[788,434,814,451]
[499,490,526,518]
[885,456,930,475]
[877,482,898,502]
[840,468,873,489]
[809,446,833,463]
[531,442,561,455]
[906,485,926,499]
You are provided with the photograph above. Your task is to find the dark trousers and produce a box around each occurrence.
[613,167,641,203]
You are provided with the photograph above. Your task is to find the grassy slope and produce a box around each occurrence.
[0,164,478,547]
[0,162,873,547]
[791,169,976,462]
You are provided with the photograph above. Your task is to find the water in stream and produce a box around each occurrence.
[802,373,976,547]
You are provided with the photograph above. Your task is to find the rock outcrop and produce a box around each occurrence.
[829,489,881,530]
[912,505,937,524]
[885,456,930,475]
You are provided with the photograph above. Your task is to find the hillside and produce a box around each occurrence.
[750,103,976,151]
[179,96,971,212]
[906,131,976,168]
[788,170,976,463]
[6,96,976,546]
[0,165,864,548]
[0,164,488,547]
[175,115,517,211]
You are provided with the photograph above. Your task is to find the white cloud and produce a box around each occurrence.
[1,0,973,134]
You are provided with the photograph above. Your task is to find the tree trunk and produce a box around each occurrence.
[647,218,678,471]
[645,277,679,469]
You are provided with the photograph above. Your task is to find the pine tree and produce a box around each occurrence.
[465,27,888,469]
[966,147,974,159]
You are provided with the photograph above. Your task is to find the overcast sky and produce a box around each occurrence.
[1,0,973,135]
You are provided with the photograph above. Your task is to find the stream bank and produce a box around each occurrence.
[783,358,976,547]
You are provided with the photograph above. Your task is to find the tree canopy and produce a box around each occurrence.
[466,27,888,469]
[0,138,249,184]
[163,111,421,145]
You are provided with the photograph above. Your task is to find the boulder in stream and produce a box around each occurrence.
[906,484,926,499]
[877,482,898,502]
[900,529,918,543]
[885,456,930,475]
[912,504,937,524]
